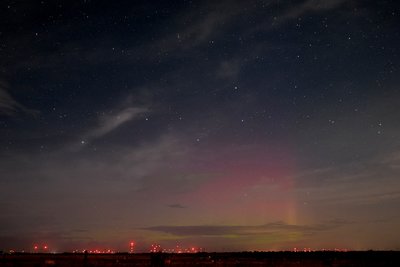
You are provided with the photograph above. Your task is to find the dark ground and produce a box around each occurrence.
[1,251,399,267]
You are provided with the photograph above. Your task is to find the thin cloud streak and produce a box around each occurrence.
[87,106,148,139]
[0,81,38,116]
[142,221,346,237]
[280,0,349,21]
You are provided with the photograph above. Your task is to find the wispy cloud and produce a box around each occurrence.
[0,81,37,116]
[292,148,400,211]
[280,0,349,21]
[178,6,234,45]
[142,221,345,237]
[155,2,242,53]
[86,106,148,140]
[65,92,150,151]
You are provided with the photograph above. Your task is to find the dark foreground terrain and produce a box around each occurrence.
[1,251,399,267]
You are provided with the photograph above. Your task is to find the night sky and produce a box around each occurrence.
[1,0,400,252]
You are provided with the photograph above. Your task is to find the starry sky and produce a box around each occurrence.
[1,0,400,252]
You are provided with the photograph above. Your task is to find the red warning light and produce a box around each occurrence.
[129,241,135,253]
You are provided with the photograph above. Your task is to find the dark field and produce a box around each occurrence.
[1,251,399,267]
